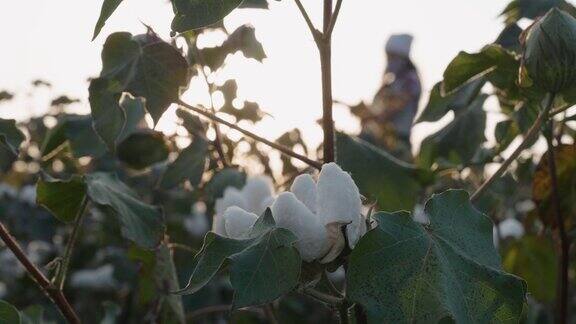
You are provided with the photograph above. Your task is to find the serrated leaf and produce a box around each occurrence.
[36,175,87,223]
[159,137,207,189]
[86,172,165,249]
[92,0,125,40]
[0,300,21,324]
[347,190,526,323]
[171,0,244,32]
[336,132,429,212]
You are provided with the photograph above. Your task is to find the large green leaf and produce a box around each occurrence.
[347,190,526,323]
[416,78,484,124]
[95,32,189,125]
[92,0,125,40]
[88,78,126,152]
[336,132,429,212]
[442,44,518,95]
[86,172,165,249]
[116,130,170,169]
[179,212,301,309]
[36,175,87,223]
[40,115,107,159]
[171,0,244,32]
[0,300,21,324]
[417,95,487,169]
[159,137,207,189]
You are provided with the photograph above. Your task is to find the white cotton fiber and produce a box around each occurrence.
[213,187,247,236]
[241,176,274,216]
[271,192,328,262]
[290,174,318,214]
[317,163,362,248]
[223,206,258,239]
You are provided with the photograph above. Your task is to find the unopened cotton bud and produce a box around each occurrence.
[317,163,362,248]
[271,192,328,262]
[290,174,318,214]
[520,8,576,93]
[223,206,258,239]
[241,176,274,216]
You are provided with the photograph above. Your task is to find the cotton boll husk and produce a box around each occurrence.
[223,206,258,239]
[290,174,318,214]
[271,192,328,262]
[317,163,362,248]
[241,176,274,215]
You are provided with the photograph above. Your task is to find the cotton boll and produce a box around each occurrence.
[185,213,209,238]
[258,196,275,215]
[212,214,227,236]
[271,192,328,262]
[70,264,118,291]
[19,185,37,205]
[241,176,274,215]
[223,206,258,239]
[290,174,318,214]
[499,218,524,239]
[317,163,362,248]
[215,187,247,216]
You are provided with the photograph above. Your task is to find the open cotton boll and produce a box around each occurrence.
[223,206,258,239]
[258,195,275,215]
[213,187,248,236]
[317,162,362,248]
[290,174,318,214]
[271,192,328,262]
[241,176,274,216]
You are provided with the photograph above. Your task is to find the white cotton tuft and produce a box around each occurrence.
[258,195,275,215]
[271,192,328,262]
[317,162,362,248]
[213,187,247,236]
[290,174,318,214]
[498,218,525,239]
[223,206,258,239]
[241,176,274,216]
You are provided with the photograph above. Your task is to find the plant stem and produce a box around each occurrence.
[263,304,279,324]
[0,222,80,323]
[337,302,350,324]
[177,99,322,169]
[304,288,344,305]
[320,0,335,163]
[293,0,321,41]
[55,197,88,290]
[544,121,570,324]
[326,0,343,38]
[471,95,554,203]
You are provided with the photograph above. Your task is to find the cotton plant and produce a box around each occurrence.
[213,163,367,263]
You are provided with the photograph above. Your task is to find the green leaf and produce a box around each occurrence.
[117,130,170,169]
[118,96,146,142]
[503,235,557,302]
[442,44,518,95]
[336,132,429,212]
[86,172,165,249]
[96,31,190,124]
[0,300,21,324]
[417,95,487,169]
[347,190,526,323]
[204,168,247,202]
[88,78,126,152]
[92,0,124,40]
[0,118,25,173]
[36,175,87,223]
[65,116,108,158]
[155,244,186,324]
[159,137,207,189]
[494,119,520,154]
[171,0,244,33]
[20,305,44,324]
[416,79,484,124]
[179,228,300,308]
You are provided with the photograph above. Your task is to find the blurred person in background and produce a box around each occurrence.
[358,34,421,162]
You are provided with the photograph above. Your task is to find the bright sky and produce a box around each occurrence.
[0,0,507,151]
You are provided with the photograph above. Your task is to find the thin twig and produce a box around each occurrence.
[320,0,335,163]
[338,302,350,324]
[185,304,263,321]
[177,99,322,169]
[189,37,230,168]
[471,95,554,203]
[55,196,88,290]
[0,222,80,323]
[168,242,198,254]
[544,121,570,324]
[549,103,573,117]
[293,0,322,42]
[326,0,344,38]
